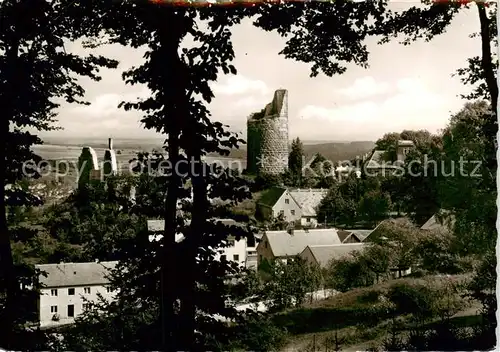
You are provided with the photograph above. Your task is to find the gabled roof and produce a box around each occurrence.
[421,210,455,231]
[36,261,118,288]
[344,229,374,242]
[337,230,354,243]
[261,229,341,257]
[257,187,288,207]
[302,243,366,268]
[288,188,328,216]
[366,150,385,169]
[362,217,414,242]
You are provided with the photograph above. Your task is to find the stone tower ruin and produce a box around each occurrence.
[247,89,289,175]
[103,138,118,177]
[77,146,100,189]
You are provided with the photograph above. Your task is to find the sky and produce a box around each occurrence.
[43,4,483,143]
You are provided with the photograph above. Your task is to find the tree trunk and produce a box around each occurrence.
[476,2,498,177]
[157,11,186,351]
[178,154,209,350]
[476,2,498,113]
[0,39,20,350]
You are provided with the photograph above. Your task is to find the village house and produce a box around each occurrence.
[300,243,366,268]
[256,228,341,265]
[365,140,415,177]
[35,261,117,328]
[300,242,410,280]
[256,187,328,227]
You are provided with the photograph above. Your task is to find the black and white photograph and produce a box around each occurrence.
[0,0,497,351]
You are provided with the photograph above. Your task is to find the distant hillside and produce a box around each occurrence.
[40,137,375,164]
[210,141,375,163]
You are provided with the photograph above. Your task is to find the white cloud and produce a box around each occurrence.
[296,77,457,140]
[211,75,270,96]
[71,87,150,117]
[336,76,390,100]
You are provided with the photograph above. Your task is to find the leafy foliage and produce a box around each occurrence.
[0,0,118,347]
[288,137,304,185]
[263,257,323,312]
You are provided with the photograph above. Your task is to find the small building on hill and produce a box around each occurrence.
[256,228,341,265]
[300,243,366,268]
[365,140,415,177]
[36,261,118,328]
[256,187,328,227]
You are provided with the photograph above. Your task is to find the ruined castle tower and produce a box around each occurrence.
[77,146,100,189]
[247,89,289,175]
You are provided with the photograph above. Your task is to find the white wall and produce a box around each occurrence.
[39,284,116,327]
[300,216,319,228]
[246,246,258,270]
[271,191,302,222]
[215,238,248,267]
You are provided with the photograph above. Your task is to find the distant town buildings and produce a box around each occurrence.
[35,261,117,328]
[247,89,289,175]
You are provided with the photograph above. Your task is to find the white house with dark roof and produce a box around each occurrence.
[256,187,328,227]
[256,228,341,265]
[35,261,118,328]
[147,219,256,269]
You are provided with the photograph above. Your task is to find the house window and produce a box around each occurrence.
[51,289,58,296]
[84,287,91,294]
[106,287,112,293]
[291,210,295,216]
[67,305,74,317]
[221,255,227,261]
[233,254,239,261]
[279,210,284,216]
[68,288,75,295]
[285,199,289,204]
[50,306,57,313]
[83,303,91,311]
[227,239,235,247]
[306,217,310,223]
[264,241,268,248]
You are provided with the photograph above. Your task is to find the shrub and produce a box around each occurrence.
[357,290,381,305]
[326,256,375,292]
[387,282,436,319]
[253,174,283,191]
[229,313,287,351]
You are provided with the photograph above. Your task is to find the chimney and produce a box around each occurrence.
[287,228,294,235]
[108,138,113,150]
